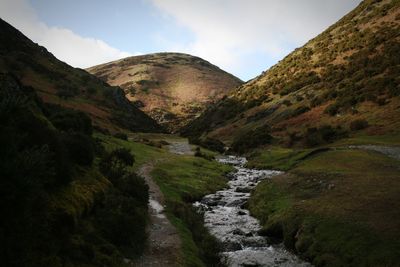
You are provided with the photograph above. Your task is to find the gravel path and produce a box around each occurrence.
[133,163,181,266]
[349,145,400,160]
[168,140,194,155]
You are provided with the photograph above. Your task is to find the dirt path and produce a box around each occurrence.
[349,145,400,160]
[168,141,194,155]
[133,163,181,266]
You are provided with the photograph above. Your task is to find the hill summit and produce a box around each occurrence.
[87,53,243,132]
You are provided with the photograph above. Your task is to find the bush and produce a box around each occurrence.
[194,147,214,161]
[292,106,310,117]
[61,132,94,166]
[96,186,147,252]
[99,148,135,182]
[113,132,128,140]
[231,125,273,153]
[350,119,369,131]
[304,125,347,147]
[324,103,340,116]
[189,137,225,153]
[46,105,93,135]
[168,201,224,266]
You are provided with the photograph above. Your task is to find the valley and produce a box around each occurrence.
[1,0,400,266]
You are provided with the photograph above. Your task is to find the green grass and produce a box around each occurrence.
[246,147,325,171]
[151,155,232,266]
[96,132,232,266]
[248,148,400,266]
[331,133,400,146]
[50,166,110,223]
[95,132,167,170]
[152,155,232,202]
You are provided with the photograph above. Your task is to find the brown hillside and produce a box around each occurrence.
[182,0,400,149]
[87,53,242,132]
[0,18,163,134]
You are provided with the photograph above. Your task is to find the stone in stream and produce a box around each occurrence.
[195,156,311,267]
[235,187,252,193]
[237,210,247,216]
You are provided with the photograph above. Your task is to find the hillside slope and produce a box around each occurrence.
[0,18,163,134]
[182,0,400,150]
[87,53,242,132]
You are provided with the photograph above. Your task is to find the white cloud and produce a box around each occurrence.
[0,0,132,68]
[150,0,362,79]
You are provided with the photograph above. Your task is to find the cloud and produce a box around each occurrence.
[150,0,361,79]
[0,0,132,68]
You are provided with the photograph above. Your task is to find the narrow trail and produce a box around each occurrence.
[349,145,400,160]
[167,140,194,155]
[133,162,181,266]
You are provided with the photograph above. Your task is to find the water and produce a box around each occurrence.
[149,198,166,219]
[194,156,311,267]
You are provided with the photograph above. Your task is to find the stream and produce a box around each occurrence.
[194,156,311,267]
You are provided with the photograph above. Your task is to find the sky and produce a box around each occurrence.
[0,0,362,81]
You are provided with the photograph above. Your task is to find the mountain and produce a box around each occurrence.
[0,18,163,134]
[0,18,159,267]
[182,0,400,151]
[87,53,243,132]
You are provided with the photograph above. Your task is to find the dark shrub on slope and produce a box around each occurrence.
[231,125,273,153]
[0,74,149,266]
[304,125,347,147]
[97,148,148,255]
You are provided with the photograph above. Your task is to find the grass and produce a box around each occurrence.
[94,132,167,170]
[331,133,400,146]
[248,148,400,266]
[96,132,233,266]
[152,155,232,202]
[152,155,233,266]
[50,166,110,223]
[245,146,327,171]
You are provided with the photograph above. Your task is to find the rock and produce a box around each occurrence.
[245,232,253,237]
[232,228,246,235]
[236,187,252,193]
[238,210,247,215]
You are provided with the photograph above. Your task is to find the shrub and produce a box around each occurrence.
[168,201,223,266]
[324,103,340,116]
[46,105,93,135]
[61,132,94,166]
[194,147,214,161]
[304,125,347,147]
[292,106,310,117]
[189,137,225,153]
[113,132,128,140]
[311,96,324,108]
[350,119,369,131]
[231,125,273,153]
[282,99,292,106]
[99,148,135,182]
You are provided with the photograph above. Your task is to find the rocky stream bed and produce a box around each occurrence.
[194,156,311,267]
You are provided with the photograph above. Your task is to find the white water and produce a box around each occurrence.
[194,156,311,267]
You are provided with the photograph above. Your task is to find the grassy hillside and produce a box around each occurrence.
[0,18,163,134]
[0,73,150,267]
[248,146,400,266]
[182,0,400,150]
[180,1,400,265]
[87,53,242,132]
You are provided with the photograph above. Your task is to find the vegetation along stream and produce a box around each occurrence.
[194,156,311,267]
